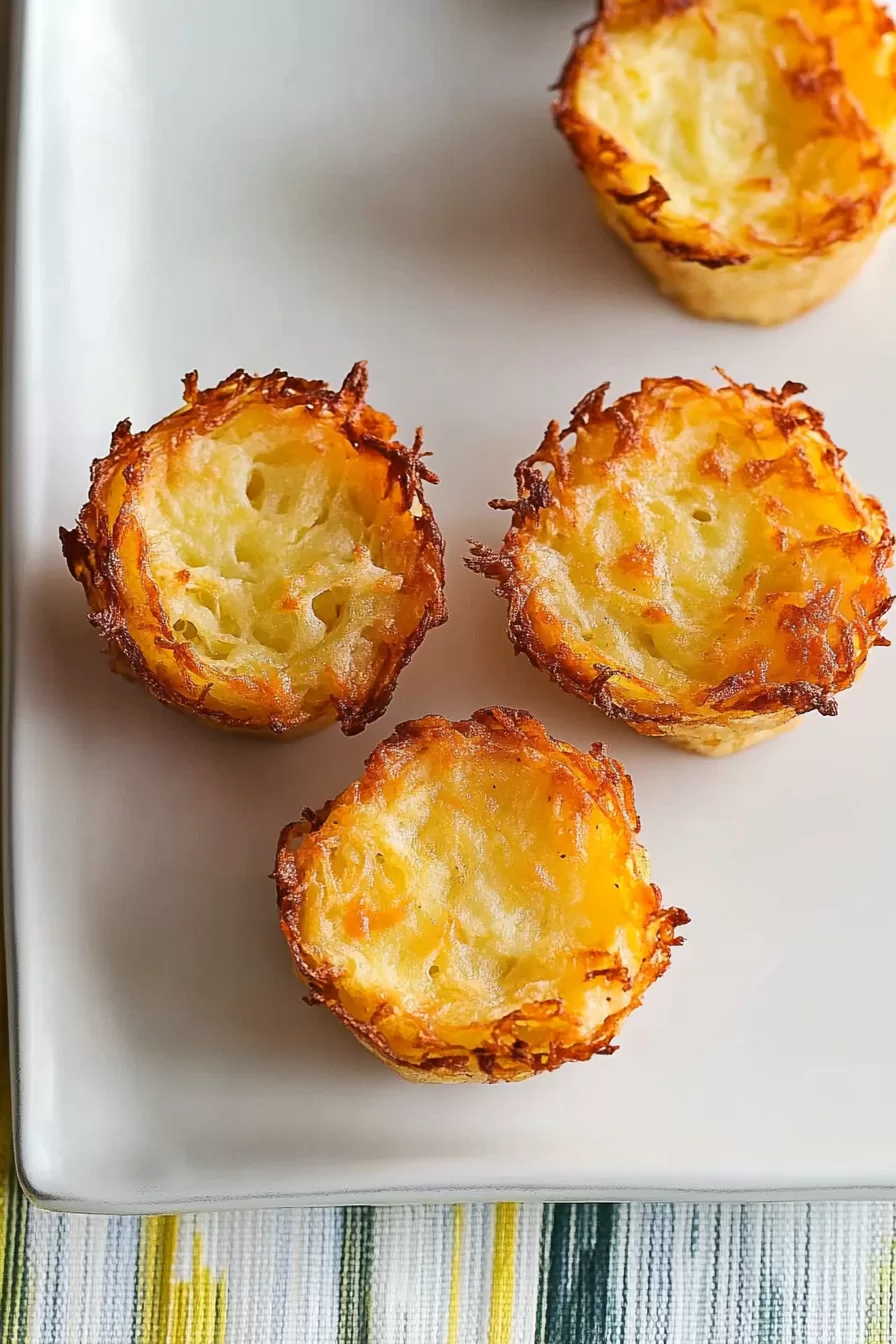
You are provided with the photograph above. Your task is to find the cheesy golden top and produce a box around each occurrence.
[277,709,685,1080]
[471,378,892,726]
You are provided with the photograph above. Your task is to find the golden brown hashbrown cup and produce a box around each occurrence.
[61,363,446,738]
[468,376,893,756]
[554,0,896,325]
[275,707,687,1083]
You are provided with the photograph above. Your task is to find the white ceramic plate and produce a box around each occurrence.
[6,0,896,1214]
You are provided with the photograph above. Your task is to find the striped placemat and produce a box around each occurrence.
[2,1108,896,1343]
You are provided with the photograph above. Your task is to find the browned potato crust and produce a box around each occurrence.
[554,0,896,324]
[468,376,893,756]
[275,707,687,1083]
[61,364,446,737]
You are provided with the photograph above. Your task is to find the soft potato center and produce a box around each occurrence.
[577,0,880,244]
[302,739,648,1033]
[136,407,412,691]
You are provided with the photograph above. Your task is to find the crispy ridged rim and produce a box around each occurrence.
[553,0,896,268]
[275,707,688,1083]
[467,378,894,731]
[60,363,447,736]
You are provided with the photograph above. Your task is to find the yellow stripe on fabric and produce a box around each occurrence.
[214,1275,228,1344]
[137,1219,226,1344]
[867,1237,896,1344]
[446,1205,465,1344]
[487,1203,518,1344]
[188,1230,226,1344]
[138,1215,179,1344]
[172,1281,189,1344]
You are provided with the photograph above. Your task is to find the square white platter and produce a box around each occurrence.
[6,0,896,1214]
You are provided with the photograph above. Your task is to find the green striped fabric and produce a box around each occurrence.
[3,1123,896,1341]
[6,1191,896,1343]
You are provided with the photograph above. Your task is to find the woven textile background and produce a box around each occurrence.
[3,1193,896,1344]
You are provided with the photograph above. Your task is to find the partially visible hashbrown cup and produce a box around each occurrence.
[468,376,893,758]
[275,707,687,1083]
[61,363,446,738]
[554,0,896,325]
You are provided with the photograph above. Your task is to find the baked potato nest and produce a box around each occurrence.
[468,376,893,757]
[61,363,446,737]
[554,0,896,324]
[275,707,687,1083]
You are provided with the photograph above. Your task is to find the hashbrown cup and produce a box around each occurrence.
[61,363,447,737]
[554,0,896,325]
[468,375,893,756]
[275,707,687,1082]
